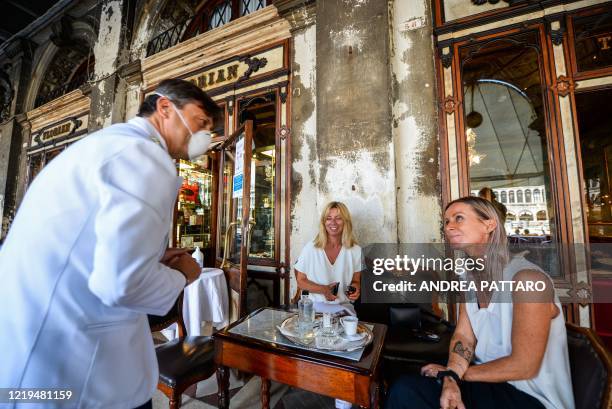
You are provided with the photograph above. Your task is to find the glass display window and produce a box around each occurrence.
[459,31,560,275]
[176,157,215,253]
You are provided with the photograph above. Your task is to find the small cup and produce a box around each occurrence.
[341,316,358,336]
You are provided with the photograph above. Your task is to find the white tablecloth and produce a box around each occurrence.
[161,267,229,339]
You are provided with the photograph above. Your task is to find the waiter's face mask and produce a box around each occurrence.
[155,93,212,160]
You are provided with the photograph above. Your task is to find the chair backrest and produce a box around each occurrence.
[148,292,187,338]
[566,323,612,409]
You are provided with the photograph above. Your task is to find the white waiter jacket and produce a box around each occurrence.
[0,117,186,408]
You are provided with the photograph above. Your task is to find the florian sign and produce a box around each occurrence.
[29,114,89,151]
[183,45,285,93]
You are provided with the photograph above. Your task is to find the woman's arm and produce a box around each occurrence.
[463,269,557,382]
[446,303,478,377]
[295,269,337,301]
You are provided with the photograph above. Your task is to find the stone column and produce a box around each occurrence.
[390,0,442,243]
[0,40,34,238]
[89,0,136,131]
[316,0,397,244]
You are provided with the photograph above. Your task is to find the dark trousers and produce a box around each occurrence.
[133,400,152,409]
[385,374,545,409]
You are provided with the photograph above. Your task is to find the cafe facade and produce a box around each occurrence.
[0,0,609,338]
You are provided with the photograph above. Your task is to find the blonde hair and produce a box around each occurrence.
[313,201,357,248]
[445,196,509,278]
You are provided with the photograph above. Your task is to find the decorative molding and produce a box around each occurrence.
[278,125,290,141]
[443,96,457,114]
[274,1,316,31]
[439,47,453,69]
[142,6,291,88]
[227,99,234,116]
[279,87,288,104]
[568,282,592,307]
[549,19,565,46]
[26,89,90,133]
[239,56,268,81]
[471,0,528,6]
[118,59,143,86]
[556,75,574,97]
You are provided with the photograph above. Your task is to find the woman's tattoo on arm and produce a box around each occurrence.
[452,341,473,363]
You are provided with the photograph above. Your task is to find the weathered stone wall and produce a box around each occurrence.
[282,2,318,298]
[390,0,442,243]
[0,43,33,237]
[89,0,136,130]
[315,0,397,245]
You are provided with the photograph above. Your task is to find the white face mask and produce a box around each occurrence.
[155,93,212,159]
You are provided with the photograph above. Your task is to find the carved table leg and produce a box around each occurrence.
[370,381,381,409]
[261,377,271,409]
[216,366,230,409]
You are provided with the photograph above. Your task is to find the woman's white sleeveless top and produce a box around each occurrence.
[465,255,575,409]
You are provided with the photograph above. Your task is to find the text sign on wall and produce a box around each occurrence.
[30,114,88,149]
[183,45,285,92]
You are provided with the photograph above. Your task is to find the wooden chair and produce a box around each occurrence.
[148,293,217,409]
[566,323,612,409]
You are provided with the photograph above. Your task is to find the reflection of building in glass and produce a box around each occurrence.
[472,185,550,235]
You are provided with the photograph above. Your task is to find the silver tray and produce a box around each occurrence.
[277,314,373,352]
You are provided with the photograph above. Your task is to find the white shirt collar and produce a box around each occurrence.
[129,116,168,152]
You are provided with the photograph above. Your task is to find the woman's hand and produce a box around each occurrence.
[322,283,338,301]
[439,378,465,409]
[347,282,360,301]
[421,363,446,378]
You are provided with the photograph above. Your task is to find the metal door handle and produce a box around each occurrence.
[220,220,241,269]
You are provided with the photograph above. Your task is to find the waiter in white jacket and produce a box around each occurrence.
[0,78,221,409]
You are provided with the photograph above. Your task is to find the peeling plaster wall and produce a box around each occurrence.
[290,22,318,297]
[90,0,127,130]
[390,0,442,243]
[316,0,397,245]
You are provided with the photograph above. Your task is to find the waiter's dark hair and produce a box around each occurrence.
[137,78,222,125]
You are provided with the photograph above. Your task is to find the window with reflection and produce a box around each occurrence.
[501,191,507,203]
[460,31,559,274]
[183,0,271,40]
[525,189,532,203]
[577,88,612,242]
[240,0,266,16]
[573,9,612,73]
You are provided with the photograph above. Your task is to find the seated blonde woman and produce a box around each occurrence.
[294,201,362,313]
[386,196,574,409]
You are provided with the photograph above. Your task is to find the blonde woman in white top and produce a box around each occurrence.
[294,201,363,308]
[386,196,574,409]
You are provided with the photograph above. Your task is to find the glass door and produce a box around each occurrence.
[219,121,254,318]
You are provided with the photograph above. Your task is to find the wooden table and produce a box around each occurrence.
[213,308,387,409]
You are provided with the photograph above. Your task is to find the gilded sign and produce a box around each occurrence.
[190,64,240,90]
[597,34,612,51]
[30,115,88,150]
[41,122,73,142]
[183,46,284,92]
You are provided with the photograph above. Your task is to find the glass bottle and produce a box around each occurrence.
[298,290,314,335]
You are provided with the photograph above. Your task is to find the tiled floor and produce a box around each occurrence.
[152,375,351,409]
